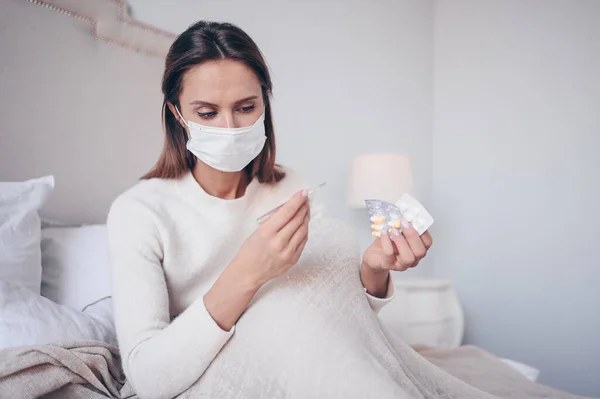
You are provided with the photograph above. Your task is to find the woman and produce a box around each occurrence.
[107,20,433,398]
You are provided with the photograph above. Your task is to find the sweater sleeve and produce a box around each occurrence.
[107,196,233,399]
[365,274,396,313]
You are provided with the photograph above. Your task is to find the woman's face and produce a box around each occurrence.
[175,59,265,129]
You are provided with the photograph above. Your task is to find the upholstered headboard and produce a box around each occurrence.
[0,0,176,224]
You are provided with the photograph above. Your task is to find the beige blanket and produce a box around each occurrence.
[0,340,134,399]
[0,340,591,399]
[0,219,594,399]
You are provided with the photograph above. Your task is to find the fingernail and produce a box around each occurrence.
[301,189,309,198]
[391,228,401,236]
[401,219,411,229]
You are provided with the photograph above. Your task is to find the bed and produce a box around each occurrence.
[1,175,580,399]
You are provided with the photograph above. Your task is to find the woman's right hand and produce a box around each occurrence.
[204,190,310,332]
[237,190,311,287]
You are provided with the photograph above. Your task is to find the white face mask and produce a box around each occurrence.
[175,106,267,173]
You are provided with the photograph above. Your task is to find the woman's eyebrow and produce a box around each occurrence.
[189,100,218,107]
[234,95,258,106]
[188,96,258,108]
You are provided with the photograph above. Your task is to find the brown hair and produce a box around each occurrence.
[142,21,284,183]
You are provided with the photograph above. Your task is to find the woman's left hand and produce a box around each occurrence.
[362,222,433,273]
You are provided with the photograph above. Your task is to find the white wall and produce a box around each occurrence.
[432,0,600,395]
[128,0,435,276]
[0,0,164,224]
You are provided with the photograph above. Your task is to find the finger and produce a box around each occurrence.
[278,203,309,242]
[288,212,310,251]
[286,229,308,264]
[421,231,433,249]
[264,191,308,232]
[390,233,415,270]
[380,234,396,258]
[401,222,427,260]
[290,231,309,264]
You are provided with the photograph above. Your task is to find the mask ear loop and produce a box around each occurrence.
[174,105,190,128]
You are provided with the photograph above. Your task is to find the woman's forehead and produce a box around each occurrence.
[180,59,262,105]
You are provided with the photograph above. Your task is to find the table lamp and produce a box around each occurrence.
[348,154,416,208]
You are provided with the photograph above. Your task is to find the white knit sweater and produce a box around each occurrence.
[106,168,394,399]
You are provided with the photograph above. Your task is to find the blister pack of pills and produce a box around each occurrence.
[365,194,434,237]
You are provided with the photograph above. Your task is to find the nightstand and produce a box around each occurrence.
[378,279,465,349]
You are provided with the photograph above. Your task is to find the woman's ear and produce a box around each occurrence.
[167,102,187,128]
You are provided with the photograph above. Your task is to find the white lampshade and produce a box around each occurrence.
[348,154,416,209]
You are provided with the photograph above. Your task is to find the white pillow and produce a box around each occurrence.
[0,278,116,349]
[0,175,54,294]
[41,224,111,311]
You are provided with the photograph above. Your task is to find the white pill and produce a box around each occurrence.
[404,207,420,222]
[398,202,408,212]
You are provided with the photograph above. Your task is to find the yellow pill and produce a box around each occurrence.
[371,223,384,230]
[370,215,386,223]
[389,220,401,229]
[371,230,381,237]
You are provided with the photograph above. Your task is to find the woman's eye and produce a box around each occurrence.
[239,105,255,113]
[197,111,217,119]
